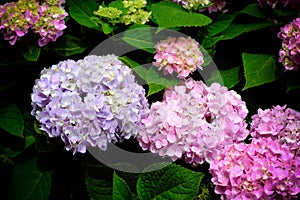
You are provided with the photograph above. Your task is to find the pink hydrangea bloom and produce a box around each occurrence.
[210,137,300,199]
[153,36,204,78]
[137,78,249,165]
[278,18,300,71]
[250,105,300,155]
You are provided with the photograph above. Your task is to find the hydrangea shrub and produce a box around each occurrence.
[138,78,249,165]
[31,55,149,153]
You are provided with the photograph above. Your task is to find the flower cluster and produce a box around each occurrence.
[0,0,67,46]
[257,0,300,8]
[250,105,300,155]
[172,0,212,11]
[278,17,300,71]
[94,0,151,26]
[210,137,300,199]
[31,55,149,153]
[138,78,249,165]
[153,36,204,78]
[173,0,227,13]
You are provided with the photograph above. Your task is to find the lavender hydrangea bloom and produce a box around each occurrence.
[31,55,149,153]
[138,78,249,165]
[278,18,300,71]
[210,138,300,199]
[250,105,300,155]
[0,0,67,46]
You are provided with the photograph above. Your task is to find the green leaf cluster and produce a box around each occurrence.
[86,164,204,200]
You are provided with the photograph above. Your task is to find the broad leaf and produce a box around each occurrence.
[68,0,101,30]
[133,65,179,96]
[112,172,134,200]
[20,43,41,61]
[10,158,52,200]
[151,1,212,28]
[122,25,155,53]
[119,56,179,95]
[207,66,240,89]
[206,4,266,36]
[52,34,88,56]
[86,176,113,200]
[220,22,274,41]
[242,53,279,90]
[0,104,24,137]
[239,4,266,18]
[287,71,300,92]
[206,14,236,36]
[100,21,114,35]
[137,163,204,200]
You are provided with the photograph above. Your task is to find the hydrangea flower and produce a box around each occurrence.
[153,36,204,78]
[257,0,300,8]
[278,18,300,71]
[94,0,151,26]
[0,0,67,46]
[31,55,149,153]
[250,105,300,155]
[138,78,249,165]
[173,0,227,13]
[210,137,300,199]
[172,0,211,11]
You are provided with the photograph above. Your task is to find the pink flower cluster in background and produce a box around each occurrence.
[153,36,204,78]
[173,0,227,13]
[138,78,249,165]
[257,0,300,8]
[278,17,300,71]
[250,105,300,155]
[0,0,67,46]
[210,137,300,199]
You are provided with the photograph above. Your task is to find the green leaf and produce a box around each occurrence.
[206,14,236,36]
[242,53,279,90]
[68,0,101,30]
[207,66,240,89]
[20,43,41,61]
[120,56,179,95]
[122,25,155,53]
[239,4,266,18]
[112,172,134,200]
[137,163,204,200]
[151,1,212,28]
[133,65,179,96]
[287,71,300,92]
[52,34,88,56]
[86,176,113,200]
[274,9,296,17]
[220,22,274,41]
[10,158,52,200]
[100,21,114,34]
[119,56,140,68]
[0,104,24,137]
